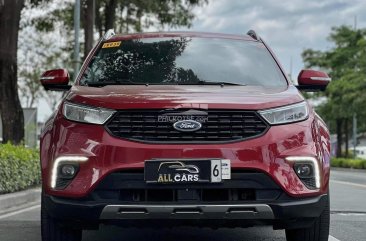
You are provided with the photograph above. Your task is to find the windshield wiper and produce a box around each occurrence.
[179,80,245,86]
[83,80,246,87]
[84,80,145,87]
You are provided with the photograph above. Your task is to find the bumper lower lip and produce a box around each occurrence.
[43,194,328,222]
[99,204,274,220]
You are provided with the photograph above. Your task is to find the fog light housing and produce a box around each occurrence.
[286,156,321,189]
[54,163,80,189]
[60,164,77,178]
[51,156,88,190]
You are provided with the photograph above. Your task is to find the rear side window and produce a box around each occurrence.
[80,37,287,87]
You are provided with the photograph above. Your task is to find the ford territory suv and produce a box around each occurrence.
[40,30,331,241]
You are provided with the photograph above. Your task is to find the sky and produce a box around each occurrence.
[179,0,366,79]
[35,0,366,122]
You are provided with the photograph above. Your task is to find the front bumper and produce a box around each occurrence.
[41,115,330,198]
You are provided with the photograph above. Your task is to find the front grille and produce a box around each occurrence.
[105,109,269,143]
[115,188,256,202]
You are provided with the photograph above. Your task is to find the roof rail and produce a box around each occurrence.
[247,30,259,41]
[103,29,115,40]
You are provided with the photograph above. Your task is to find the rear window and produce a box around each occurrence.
[80,37,287,87]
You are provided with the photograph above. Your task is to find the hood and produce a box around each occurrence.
[66,85,304,110]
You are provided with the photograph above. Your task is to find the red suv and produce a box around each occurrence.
[40,30,331,241]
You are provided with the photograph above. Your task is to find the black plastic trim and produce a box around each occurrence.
[43,84,72,91]
[296,85,327,92]
[43,194,328,229]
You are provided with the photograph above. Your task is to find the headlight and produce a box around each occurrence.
[63,102,115,124]
[258,102,308,125]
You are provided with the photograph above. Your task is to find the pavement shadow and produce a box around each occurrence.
[83,226,286,241]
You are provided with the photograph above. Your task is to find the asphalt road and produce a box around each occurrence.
[0,168,365,241]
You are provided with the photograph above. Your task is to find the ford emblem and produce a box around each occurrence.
[173,120,202,132]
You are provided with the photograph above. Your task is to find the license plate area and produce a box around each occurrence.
[144,159,231,184]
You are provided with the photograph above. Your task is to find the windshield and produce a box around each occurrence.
[80,37,287,87]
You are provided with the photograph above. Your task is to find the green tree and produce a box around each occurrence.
[17,1,71,111]
[18,0,207,112]
[33,0,207,58]
[0,0,51,144]
[302,26,366,157]
[97,0,207,33]
[91,0,208,57]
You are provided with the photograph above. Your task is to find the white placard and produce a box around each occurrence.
[221,159,231,180]
[210,159,222,183]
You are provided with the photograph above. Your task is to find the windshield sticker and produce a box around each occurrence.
[102,41,121,48]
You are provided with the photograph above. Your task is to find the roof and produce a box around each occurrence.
[108,31,257,42]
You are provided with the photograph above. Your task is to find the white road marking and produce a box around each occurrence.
[0,204,40,220]
[329,235,341,241]
[331,180,366,189]
[337,213,366,216]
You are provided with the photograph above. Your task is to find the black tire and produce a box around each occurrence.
[285,197,330,241]
[41,194,82,241]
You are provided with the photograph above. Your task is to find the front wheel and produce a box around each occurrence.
[41,193,82,241]
[285,197,330,241]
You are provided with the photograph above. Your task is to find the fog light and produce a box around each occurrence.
[294,163,313,178]
[61,164,76,177]
[286,156,321,189]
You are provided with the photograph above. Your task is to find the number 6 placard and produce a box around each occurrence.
[211,159,222,183]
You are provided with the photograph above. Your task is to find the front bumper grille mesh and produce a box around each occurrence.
[90,172,282,204]
[105,109,269,143]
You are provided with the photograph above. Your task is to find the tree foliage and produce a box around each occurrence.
[16,0,207,111]
[18,1,71,109]
[302,26,366,157]
[96,0,207,34]
[32,0,207,49]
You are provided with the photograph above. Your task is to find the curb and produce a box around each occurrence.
[331,167,366,173]
[0,187,41,215]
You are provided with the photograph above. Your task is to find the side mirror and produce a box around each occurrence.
[40,69,71,91]
[296,69,331,91]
